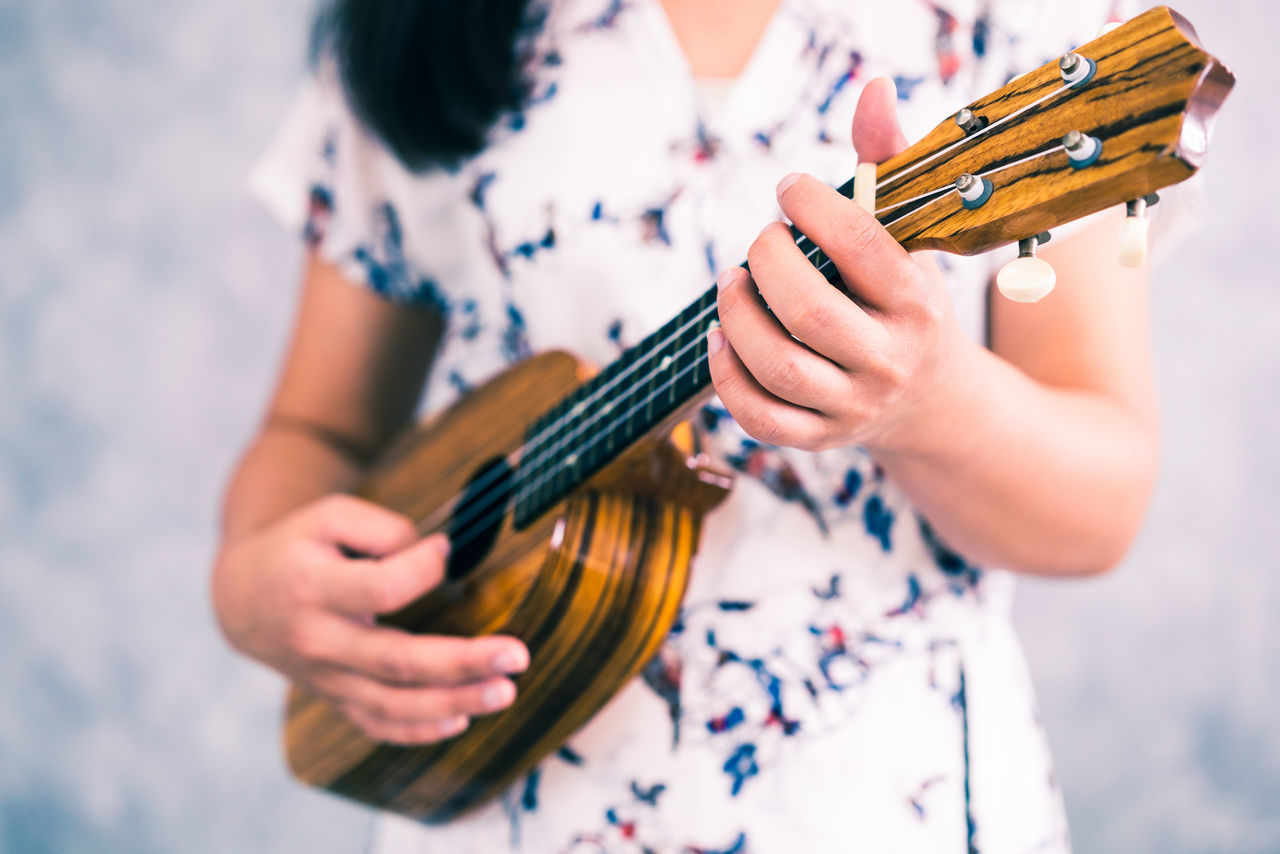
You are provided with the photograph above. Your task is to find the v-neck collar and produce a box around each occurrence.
[631,0,812,144]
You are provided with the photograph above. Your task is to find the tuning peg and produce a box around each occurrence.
[1118,195,1158,267]
[1063,130,1103,169]
[997,233,1056,303]
[1059,52,1097,89]
[954,107,986,135]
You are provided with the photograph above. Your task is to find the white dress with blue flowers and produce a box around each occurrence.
[252,0,1133,851]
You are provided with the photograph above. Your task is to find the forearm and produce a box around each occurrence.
[219,422,366,545]
[870,339,1158,576]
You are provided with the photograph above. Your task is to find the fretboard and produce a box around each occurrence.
[511,176,856,528]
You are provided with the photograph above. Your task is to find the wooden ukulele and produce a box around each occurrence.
[283,6,1233,823]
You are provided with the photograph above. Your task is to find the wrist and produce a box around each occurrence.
[862,329,988,463]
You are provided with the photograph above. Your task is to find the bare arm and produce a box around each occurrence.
[866,209,1157,574]
[213,256,529,744]
[221,253,441,538]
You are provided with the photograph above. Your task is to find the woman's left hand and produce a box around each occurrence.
[707,78,971,455]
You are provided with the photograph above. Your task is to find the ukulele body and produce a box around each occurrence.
[283,350,731,823]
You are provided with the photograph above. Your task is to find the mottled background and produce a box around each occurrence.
[1,0,1275,851]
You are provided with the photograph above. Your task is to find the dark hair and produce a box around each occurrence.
[312,0,537,172]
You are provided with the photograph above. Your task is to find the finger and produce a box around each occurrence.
[744,222,885,365]
[303,494,420,558]
[715,267,852,411]
[775,174,919,314]
[313,667,516,725]
[308,615,530,685]
[322,670,517,722]
[324,534,450,615]
[344,705,469,746]
[852,77,909,163]
[706,326,833,451]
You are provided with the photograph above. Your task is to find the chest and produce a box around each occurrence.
[412,0,998,388]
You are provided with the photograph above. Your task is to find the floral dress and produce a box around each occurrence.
[251,0,1133,851]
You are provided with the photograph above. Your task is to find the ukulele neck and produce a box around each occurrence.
[510,177,857,529]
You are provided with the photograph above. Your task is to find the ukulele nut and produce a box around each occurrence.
[853,161,878,213]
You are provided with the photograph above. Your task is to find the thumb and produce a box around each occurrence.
[329,533,451,616]
[304,494,420,559]
[852,77,909,163]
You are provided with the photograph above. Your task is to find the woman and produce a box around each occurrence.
[214,0,1154,850]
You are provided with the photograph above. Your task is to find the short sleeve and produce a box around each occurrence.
[248,68,456,311]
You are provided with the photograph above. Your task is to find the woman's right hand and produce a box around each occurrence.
[211,494,530,745]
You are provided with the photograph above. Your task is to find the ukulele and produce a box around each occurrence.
[283,6,1234,823]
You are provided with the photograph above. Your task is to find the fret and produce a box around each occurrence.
[603,393,617,456]
[671,303,690,405]
[616,345,641,449]
[644,339,656,427]
[697,286,719,390]
[614,353,635,446]
[544,394,575,503]
[665,314,678,406]
[792,227,843,285]
[519,384,573,519]
[513,181,853,529]
[514,413,546,520]
[647,312,685,416]
[600,357,618,458]
[596,354,626,459]
[797,175,855,284]
[528,418,559,519]
[700,295,716,391]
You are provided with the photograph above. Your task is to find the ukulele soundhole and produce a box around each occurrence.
[446,457,513,581]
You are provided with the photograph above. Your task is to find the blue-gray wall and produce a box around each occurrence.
[1,1,1275,851]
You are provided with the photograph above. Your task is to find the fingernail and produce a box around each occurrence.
[494,647,528,674]
[482,681,515,711]
[716,268,740,290]
[776,171,802,198]
[706,326,726,356]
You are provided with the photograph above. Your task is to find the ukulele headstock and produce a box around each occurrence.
[875,5,1234,274]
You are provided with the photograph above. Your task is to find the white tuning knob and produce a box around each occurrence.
[998,256,1057,303]
[997,235,1056,303]
[1118,215,1150,268]
[1118,196,1156,268]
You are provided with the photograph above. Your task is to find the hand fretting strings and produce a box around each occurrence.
[412,83,1077,554]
